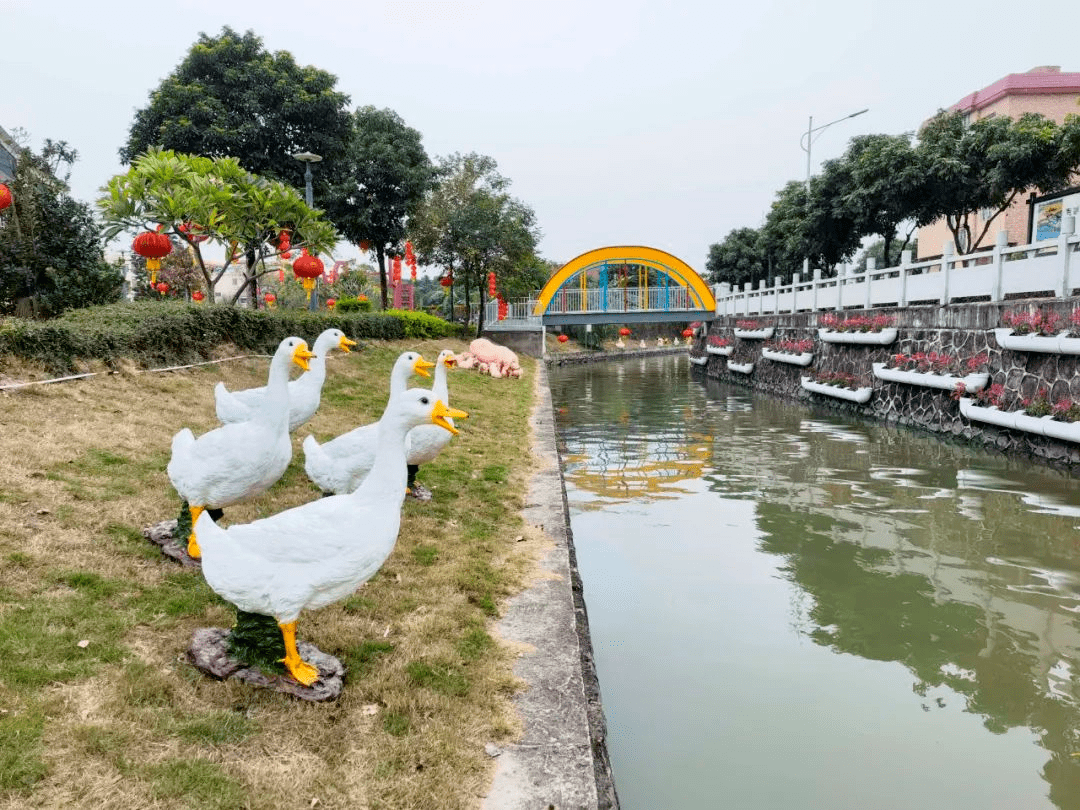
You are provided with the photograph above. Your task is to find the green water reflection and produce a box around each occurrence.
[551,354,1080,810]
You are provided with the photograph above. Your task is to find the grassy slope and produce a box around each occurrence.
[0,339,540,809]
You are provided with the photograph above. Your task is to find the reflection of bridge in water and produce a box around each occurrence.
[485,245,716,330]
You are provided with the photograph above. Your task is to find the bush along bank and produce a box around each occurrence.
[0,301,466,372]
[693,304,1080,468]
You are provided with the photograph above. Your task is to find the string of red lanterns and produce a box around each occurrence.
[0,183,13,212]
[178,221,208,244]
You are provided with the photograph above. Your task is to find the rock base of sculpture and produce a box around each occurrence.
[188,627,345,702]
[408,482,433,501]
[143,519,201,568]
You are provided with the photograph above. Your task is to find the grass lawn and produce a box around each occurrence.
[0,339,542,809]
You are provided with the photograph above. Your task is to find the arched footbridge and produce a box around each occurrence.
[484,245,716,329]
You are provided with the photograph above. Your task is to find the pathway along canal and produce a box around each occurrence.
[550,353,1080,810]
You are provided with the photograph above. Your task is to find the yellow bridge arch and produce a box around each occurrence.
[533,245,715,317]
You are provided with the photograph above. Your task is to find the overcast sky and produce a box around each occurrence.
[3,0,1077,274]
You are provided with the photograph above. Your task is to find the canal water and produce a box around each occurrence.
[549,353,1080,810]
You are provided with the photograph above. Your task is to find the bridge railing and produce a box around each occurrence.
[483,284,702,328]
[714,228,1080,316]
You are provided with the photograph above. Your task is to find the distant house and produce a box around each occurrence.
[0,125,21,183]
[917,66,1080,259]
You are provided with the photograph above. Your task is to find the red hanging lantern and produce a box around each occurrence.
[392,256,402,285]
[488,271,497,297]
[440,274,454,288]
[404,240,415,265]
[326,298,336,310]
[681,328,693,338]
[557,334,569,343]
[132,229,172,285]
[0,183,12,212]
[192,290,205,303]
[293,248,324,293]
[359,239,372,252]
[264,292,277,309]
[498,297,508,320]
[277,229,292,260]
[619,327,631,337]
[155,281,169,296]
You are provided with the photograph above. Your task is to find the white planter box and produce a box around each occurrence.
[957,398,1017,429]
[733,327,775,340]
[727,361,754,374]
[872,363,989,392]
[800,376,873,403]
[993,328,1080,355]
[818,327,898,345]
[762,348,814,367]
[1041,417,1080,443]
[957,398,1080,443]
[705,344,734,356]
[688,354,709,366]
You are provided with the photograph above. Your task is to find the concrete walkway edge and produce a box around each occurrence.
[483,363,619,809]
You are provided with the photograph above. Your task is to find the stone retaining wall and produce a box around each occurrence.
[693,302,1080,468]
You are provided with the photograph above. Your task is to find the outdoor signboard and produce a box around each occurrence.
[1032,189,1080,242]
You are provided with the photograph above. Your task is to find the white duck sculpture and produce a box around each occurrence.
[168,336,315,559]
[405,349,457,497]
[214,328,357,431]
[194,388,469,685]
[303,351,435,495]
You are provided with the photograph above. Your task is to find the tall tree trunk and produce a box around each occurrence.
[882,233,895,269]
[376,246,389,310]
[231,247,259,306]
[476,283,486,337]
[463,280,471,327]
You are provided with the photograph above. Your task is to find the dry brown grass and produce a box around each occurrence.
[0,339,542,810]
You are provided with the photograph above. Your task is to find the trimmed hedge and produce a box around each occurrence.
[0,302,466,372]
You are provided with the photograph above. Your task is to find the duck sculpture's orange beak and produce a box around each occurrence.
[413,357,436,378]
[431,399,468,435]
[338,336,358,353]
[443,355,456,368]
[292,343,316,371]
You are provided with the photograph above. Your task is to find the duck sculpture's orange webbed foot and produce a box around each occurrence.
[187,505,204,559]
[278,621,320,686]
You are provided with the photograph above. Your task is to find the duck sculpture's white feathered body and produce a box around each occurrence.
[404,350,457,467]
[214,329,356,431]
[303,351,433,495]
[168,336,314,558]
[195,388,468,685]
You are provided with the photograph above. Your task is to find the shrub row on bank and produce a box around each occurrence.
[0,302,465,372]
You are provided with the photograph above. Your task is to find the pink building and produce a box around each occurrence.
[917,66,1080,259]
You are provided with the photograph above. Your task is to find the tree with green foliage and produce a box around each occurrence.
[411,153,541,332]
[99,150,338,304]
[0,140,123,316]
[830,133,927,267]
[758,181,812,278]
[916,111,1080,254]
[323,106,433,309]
[705,227,766,287]
[120,27,353,211]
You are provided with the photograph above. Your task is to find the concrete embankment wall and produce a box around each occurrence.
[696,302,1080,468]
[486,363,619,809]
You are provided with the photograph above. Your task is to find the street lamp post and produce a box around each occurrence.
[292,151,323,310]
[799,108,868,273]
